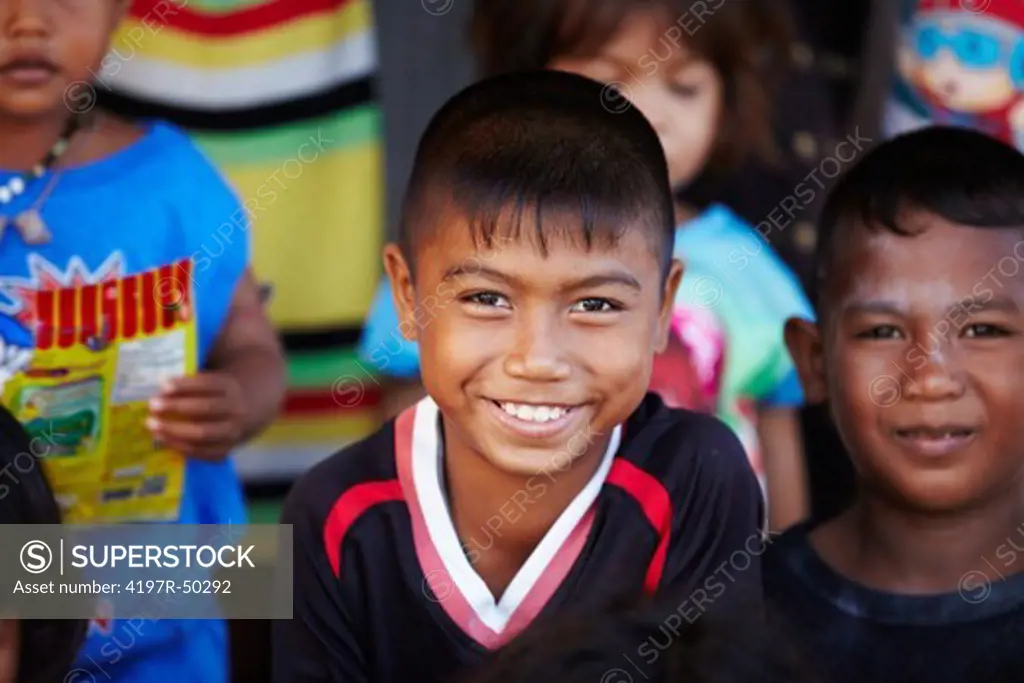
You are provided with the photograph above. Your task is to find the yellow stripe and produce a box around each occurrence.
[225,144,383,328]
[252,413,378,445]
[110,2,370,69]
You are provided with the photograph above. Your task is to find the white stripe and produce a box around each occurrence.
[232,442,345,483]
[411,397,622,633]
[98,31,377,110]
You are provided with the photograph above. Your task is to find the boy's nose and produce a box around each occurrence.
[503,321,572,382]
[4,0,49,37]
[901,354,966,402]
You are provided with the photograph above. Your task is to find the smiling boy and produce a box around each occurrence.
[766,126,1024,683]
[273,71,765,683]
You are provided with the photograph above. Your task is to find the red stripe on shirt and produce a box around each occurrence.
[322,480,404,577]
[128,0,353,37]
[606,459,673,593]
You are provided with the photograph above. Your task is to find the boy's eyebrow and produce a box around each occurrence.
[843,297,1023,318]
[442,264,642,291]
[957,295,1021,315]
[564,271,642,291]
[840,301,905,316]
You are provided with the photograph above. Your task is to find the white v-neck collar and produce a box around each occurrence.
[410,397,621,633]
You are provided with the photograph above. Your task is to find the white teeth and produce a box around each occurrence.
[499,402,570,423]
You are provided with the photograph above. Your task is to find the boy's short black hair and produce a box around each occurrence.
[468,0,791,172]
[461,602,815,683]
[0,405,86,683]
[815,126,1024,310]
[399,69,676,279]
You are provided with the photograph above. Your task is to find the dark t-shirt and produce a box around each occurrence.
[764,521,1024,683]
[273,393,765,683]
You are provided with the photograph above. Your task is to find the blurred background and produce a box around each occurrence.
[86,0,1019,678]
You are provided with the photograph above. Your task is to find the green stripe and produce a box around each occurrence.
[287,348,380,388]
[247,499,286,523]
[185,0,268,14]
[192,105,380,167]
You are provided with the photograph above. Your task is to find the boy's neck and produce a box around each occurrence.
[0,112,72,171]
[817,487,1024,594]
[0,111,139,172]
[442,422,610,600]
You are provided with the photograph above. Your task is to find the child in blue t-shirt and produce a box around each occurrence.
[0,2,287,681]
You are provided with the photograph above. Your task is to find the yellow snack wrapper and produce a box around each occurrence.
[2,259,198,523]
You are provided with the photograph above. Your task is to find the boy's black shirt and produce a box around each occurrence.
[273,393,765,683]
[764,520,1024,683]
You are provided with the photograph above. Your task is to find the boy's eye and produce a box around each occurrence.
[856,324,903,340]
[963,323,1012,338]
[463,292,509,309]
[570,298,619,314]
[668,83,700,97]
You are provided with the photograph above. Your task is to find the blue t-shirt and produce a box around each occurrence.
[0,121,248,683]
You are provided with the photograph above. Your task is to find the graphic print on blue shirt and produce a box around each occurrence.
[0,121,249,683]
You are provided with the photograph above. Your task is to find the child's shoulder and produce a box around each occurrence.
[281,416,402,527]
[140,120,234,190]
[675,204,812,317]
[619,394,758,495]
[84,116,235,200]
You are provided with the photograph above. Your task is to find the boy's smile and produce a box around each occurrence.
[384,206,681,477]
[799,213,1024,512]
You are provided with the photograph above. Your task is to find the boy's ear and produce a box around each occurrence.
[382,243,419,342]
[783,316,827,405]
[655,258,685,353]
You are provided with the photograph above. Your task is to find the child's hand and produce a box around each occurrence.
[146,373,247,460]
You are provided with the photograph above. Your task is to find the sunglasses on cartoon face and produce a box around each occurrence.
[914,22,1022,70]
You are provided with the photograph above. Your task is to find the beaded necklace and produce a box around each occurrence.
[0,114,86,245]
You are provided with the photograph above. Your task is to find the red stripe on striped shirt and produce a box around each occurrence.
[606,459,673,593]
[283,388,380,415]
[128,0,353,37]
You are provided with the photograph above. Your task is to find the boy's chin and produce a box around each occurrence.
[476,440,585,479]
[872,473,997,515]
[0,91,68,120]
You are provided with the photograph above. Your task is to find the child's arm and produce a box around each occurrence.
[659,417,766,620]
[148,269,286,459]
[754,326,811,531]
[757,403,808,533]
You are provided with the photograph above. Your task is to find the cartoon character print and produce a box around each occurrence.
[897,0,1024,147]
[648,305,725,414]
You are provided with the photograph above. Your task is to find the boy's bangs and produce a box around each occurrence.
[453,176,637,258]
